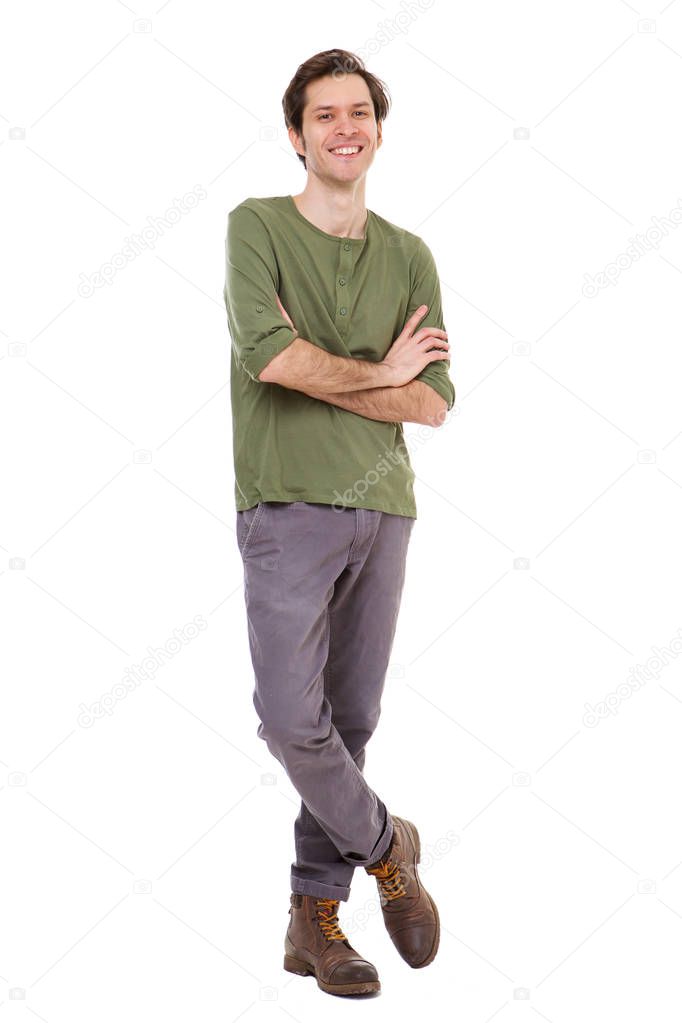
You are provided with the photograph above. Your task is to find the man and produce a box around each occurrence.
[223,48,455,997]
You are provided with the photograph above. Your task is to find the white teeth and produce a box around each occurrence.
[330,146,361,155]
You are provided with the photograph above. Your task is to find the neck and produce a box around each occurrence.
[291,182,368,239]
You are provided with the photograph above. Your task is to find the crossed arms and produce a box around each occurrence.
[224,204,453,426]
[258,298,449,428]
[261,337,447,427]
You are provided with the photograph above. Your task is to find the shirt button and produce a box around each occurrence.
[339,307,347,315]
[338,277,346,286]
[256,304,264,312]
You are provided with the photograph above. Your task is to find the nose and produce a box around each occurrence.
[334,115,359,135]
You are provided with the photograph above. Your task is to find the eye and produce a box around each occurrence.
[317,111,369,120]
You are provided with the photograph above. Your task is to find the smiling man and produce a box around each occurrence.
[224,48,454,997]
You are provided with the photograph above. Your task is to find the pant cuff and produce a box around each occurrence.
[333,807,394,870]
[291,877,351,902]
[366,808,394,866]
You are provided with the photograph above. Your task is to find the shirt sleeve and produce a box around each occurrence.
[223,203,300,383]
[407,238,456,411]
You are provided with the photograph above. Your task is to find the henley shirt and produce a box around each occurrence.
[224,194,455,518]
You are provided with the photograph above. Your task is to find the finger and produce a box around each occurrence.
[416,328,448,339]
[275,293,291,320]
[276,297,295,330]
[408,304,430,324]
[418,336,449,348]
[412,332,447,347]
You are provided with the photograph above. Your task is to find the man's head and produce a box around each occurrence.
[282,49,390,178]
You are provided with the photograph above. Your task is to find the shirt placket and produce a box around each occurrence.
[335,239,355,341]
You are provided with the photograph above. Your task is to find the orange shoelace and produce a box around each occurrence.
[315,898,347,941]
[366,858,407,900]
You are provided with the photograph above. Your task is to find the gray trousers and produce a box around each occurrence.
[236,500,414,902]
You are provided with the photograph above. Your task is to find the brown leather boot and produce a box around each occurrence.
[365,815,440,968]
[283,893,380,996]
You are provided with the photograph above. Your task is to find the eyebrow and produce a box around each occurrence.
[310,102,372,113]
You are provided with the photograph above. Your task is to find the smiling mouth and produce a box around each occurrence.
[328,145,364,159]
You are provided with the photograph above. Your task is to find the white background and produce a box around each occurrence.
[2,0,682,1018]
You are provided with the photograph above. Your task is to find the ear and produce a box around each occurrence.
[288,125,304,159]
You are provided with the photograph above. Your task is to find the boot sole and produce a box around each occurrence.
[283,954,380,995]
[400,818,441,969]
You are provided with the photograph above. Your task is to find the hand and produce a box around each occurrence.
[381,305,449,387]
[275,293,296,331]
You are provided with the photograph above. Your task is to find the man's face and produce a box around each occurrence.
[290,73,382,180]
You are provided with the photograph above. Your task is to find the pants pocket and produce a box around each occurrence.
[236,502,266,555]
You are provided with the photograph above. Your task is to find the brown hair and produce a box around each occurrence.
[282,49,391,170]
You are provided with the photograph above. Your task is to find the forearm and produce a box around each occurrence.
[258,336,394,393]
[298,379,447,426]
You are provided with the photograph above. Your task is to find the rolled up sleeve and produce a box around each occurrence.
[223,203,299,382]
[408,238,455,411]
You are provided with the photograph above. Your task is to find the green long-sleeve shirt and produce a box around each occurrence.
[224,194,455,518]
